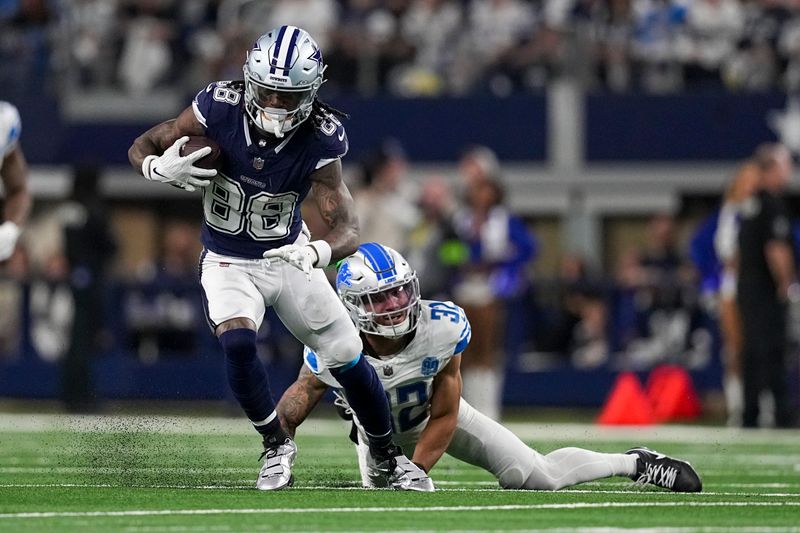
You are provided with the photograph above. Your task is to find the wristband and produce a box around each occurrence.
[142,155,158,180]
[308,240,332,268]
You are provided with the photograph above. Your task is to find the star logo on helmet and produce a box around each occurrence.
[308,48,323,68]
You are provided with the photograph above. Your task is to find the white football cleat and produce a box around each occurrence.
[369,444,434,492]
[256,437,297,491]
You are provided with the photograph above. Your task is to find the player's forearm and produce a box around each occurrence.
[310,160,360,262]
[1,150,31,225]
[276,374,327,438]
[411,415,457,473]
[3,187,31,226]
[320,222,359,263]
[128,120,180,172]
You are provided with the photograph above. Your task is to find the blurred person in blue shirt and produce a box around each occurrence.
[689,160,759,426]
[452,177,536,420]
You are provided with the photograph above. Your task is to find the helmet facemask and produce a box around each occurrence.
[337,243,421,339]
[342,276,421,339]
[242,25,326,138]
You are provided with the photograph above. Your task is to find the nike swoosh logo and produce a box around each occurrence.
[338,130,345,141]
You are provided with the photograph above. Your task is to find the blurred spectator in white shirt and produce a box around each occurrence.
[353,138,420,254]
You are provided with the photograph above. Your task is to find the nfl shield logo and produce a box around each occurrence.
[382,366,393,377]
[252,157,264,170]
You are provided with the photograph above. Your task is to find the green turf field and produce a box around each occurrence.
[0,414,798,532]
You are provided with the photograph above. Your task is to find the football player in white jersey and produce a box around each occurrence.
[277,243,703,492]
[0,101,31,262]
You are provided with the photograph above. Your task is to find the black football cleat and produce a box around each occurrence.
[626,447,702,492]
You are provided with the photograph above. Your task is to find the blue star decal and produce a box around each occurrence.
[308,48,323,68]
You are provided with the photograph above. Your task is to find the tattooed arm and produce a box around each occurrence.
[276,365,330,438]
[128,106,204,173]
[308,159,360,262]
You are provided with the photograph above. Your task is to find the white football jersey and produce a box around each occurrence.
[0,101,21,170]
[303,300,471,438]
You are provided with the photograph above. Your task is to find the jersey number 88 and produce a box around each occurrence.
[203,175,298,240]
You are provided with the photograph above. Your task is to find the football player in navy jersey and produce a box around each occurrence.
[277,243,703,493]
[128,25,426,491]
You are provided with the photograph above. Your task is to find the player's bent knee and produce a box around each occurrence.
[522,473,561,491]
[498,466,527,489]
[218,328,258,363]
[498,463,560,491]
[319,334,363,368]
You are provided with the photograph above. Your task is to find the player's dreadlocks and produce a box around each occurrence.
[310,98,349,136]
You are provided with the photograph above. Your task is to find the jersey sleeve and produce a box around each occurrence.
[425,300,471,356]
[312,115,349,169]
[0,102,21,158]
[453,305,471,355]
[192,81,242,136]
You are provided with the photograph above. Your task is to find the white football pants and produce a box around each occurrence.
[354,398,636,489]
[199,236,361,368]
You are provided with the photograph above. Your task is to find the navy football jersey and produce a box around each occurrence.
[192,81,348,258]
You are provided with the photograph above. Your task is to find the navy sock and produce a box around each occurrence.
[219,328,281,439]
[330,355,393,451]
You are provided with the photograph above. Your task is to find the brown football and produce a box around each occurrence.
[180,136,222,170]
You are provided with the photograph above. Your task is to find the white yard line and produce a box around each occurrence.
[1,501,799,520]
[0,483,798,498]
[1,414,799,445]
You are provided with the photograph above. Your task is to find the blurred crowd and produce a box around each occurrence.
[3,137,800,423]
[7,0,800,98]
[0,143,723,372]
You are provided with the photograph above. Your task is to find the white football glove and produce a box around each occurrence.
[142,136,217,192]
[263,241,332,281]
[0,221,21,261]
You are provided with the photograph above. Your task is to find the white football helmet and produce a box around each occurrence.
[243,25,326,138]
[336,243,421,338]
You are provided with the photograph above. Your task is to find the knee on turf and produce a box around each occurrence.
[498,462,558,490]
[498,466,527,489]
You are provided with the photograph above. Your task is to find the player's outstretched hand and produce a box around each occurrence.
[263,244,317,281]
[0,221,21,261]
[142,136,217,192]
